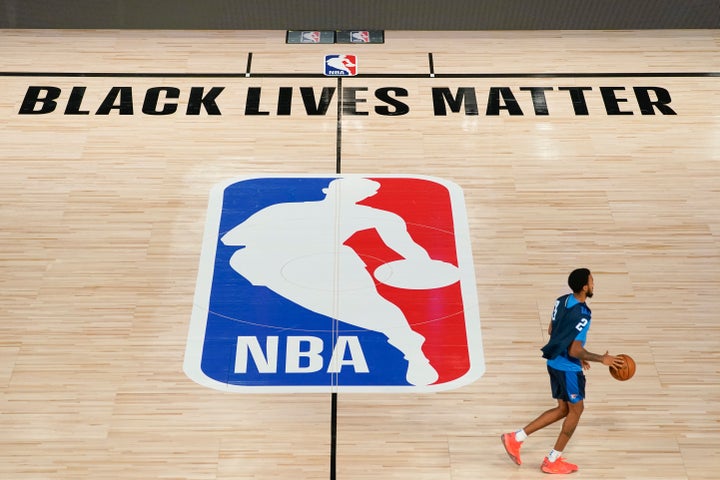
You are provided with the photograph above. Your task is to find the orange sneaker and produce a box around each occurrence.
[500,432,522,465]
[541,457,578,474]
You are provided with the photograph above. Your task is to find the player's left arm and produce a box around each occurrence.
[568,341,624,368]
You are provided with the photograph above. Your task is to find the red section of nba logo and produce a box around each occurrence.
[345,177,471,384]
[324,54,357,76]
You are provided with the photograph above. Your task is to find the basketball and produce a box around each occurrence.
[609,354,636,381]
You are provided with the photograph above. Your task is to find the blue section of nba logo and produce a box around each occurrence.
[324,54,357,76]
[202,177,406,388]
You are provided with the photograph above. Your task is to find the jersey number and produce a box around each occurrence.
[575,318,588,331]
[551,300,560,322]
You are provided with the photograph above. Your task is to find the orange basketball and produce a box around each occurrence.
[609,354,636,381]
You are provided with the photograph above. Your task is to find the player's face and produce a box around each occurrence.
[585,274,594,298]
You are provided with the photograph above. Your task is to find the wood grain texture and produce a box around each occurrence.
[1,29,718,480]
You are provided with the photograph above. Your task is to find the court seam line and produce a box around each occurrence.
[244,52,253,78]
[428,53,435,78]
[330,75,343,480]
[336,77,343,174]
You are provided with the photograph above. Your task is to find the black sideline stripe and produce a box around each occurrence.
[1,72,718,78]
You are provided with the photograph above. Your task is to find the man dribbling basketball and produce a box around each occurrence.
[501,268,625,474]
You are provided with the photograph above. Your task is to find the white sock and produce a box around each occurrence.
[514,429,528,442]
[548,449,562,462]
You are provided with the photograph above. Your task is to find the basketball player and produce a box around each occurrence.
[220,177,439,386]
[501,268,624,474]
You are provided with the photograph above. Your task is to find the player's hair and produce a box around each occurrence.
[568,268,591,293]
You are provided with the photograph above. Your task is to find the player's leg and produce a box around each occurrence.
[529,365,573,432]
[553,399,584,452]
[524,399,570,435]
[541,370,585,474]
[501,400,568,466]
[502,364,571,466]
[337,292,438,385]
[540,400,583,473]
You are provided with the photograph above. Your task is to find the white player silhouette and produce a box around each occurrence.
[220,177,440,386]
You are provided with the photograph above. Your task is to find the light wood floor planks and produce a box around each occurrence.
[1,28,719,479]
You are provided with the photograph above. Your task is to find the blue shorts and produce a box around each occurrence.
[547,365,586,404]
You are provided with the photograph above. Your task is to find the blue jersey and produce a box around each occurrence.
[544,294,591,372]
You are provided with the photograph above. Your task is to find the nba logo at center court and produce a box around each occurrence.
[324,54,357,76]
[185,175,484,392]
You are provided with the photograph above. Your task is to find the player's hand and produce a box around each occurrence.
[582,360,591,370]
[602,351,624,368]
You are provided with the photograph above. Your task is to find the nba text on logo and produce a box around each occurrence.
[324,54,357,77]
[184,175,484,392]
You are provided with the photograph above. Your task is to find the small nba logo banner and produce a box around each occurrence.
[324,54,357,76]
[185,175,484,393]
[301,31,321,43]
[351,31,370,43]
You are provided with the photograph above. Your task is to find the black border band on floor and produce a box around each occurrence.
[1,72,718,78]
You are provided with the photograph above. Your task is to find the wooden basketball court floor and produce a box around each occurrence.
[1,29,719,479]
